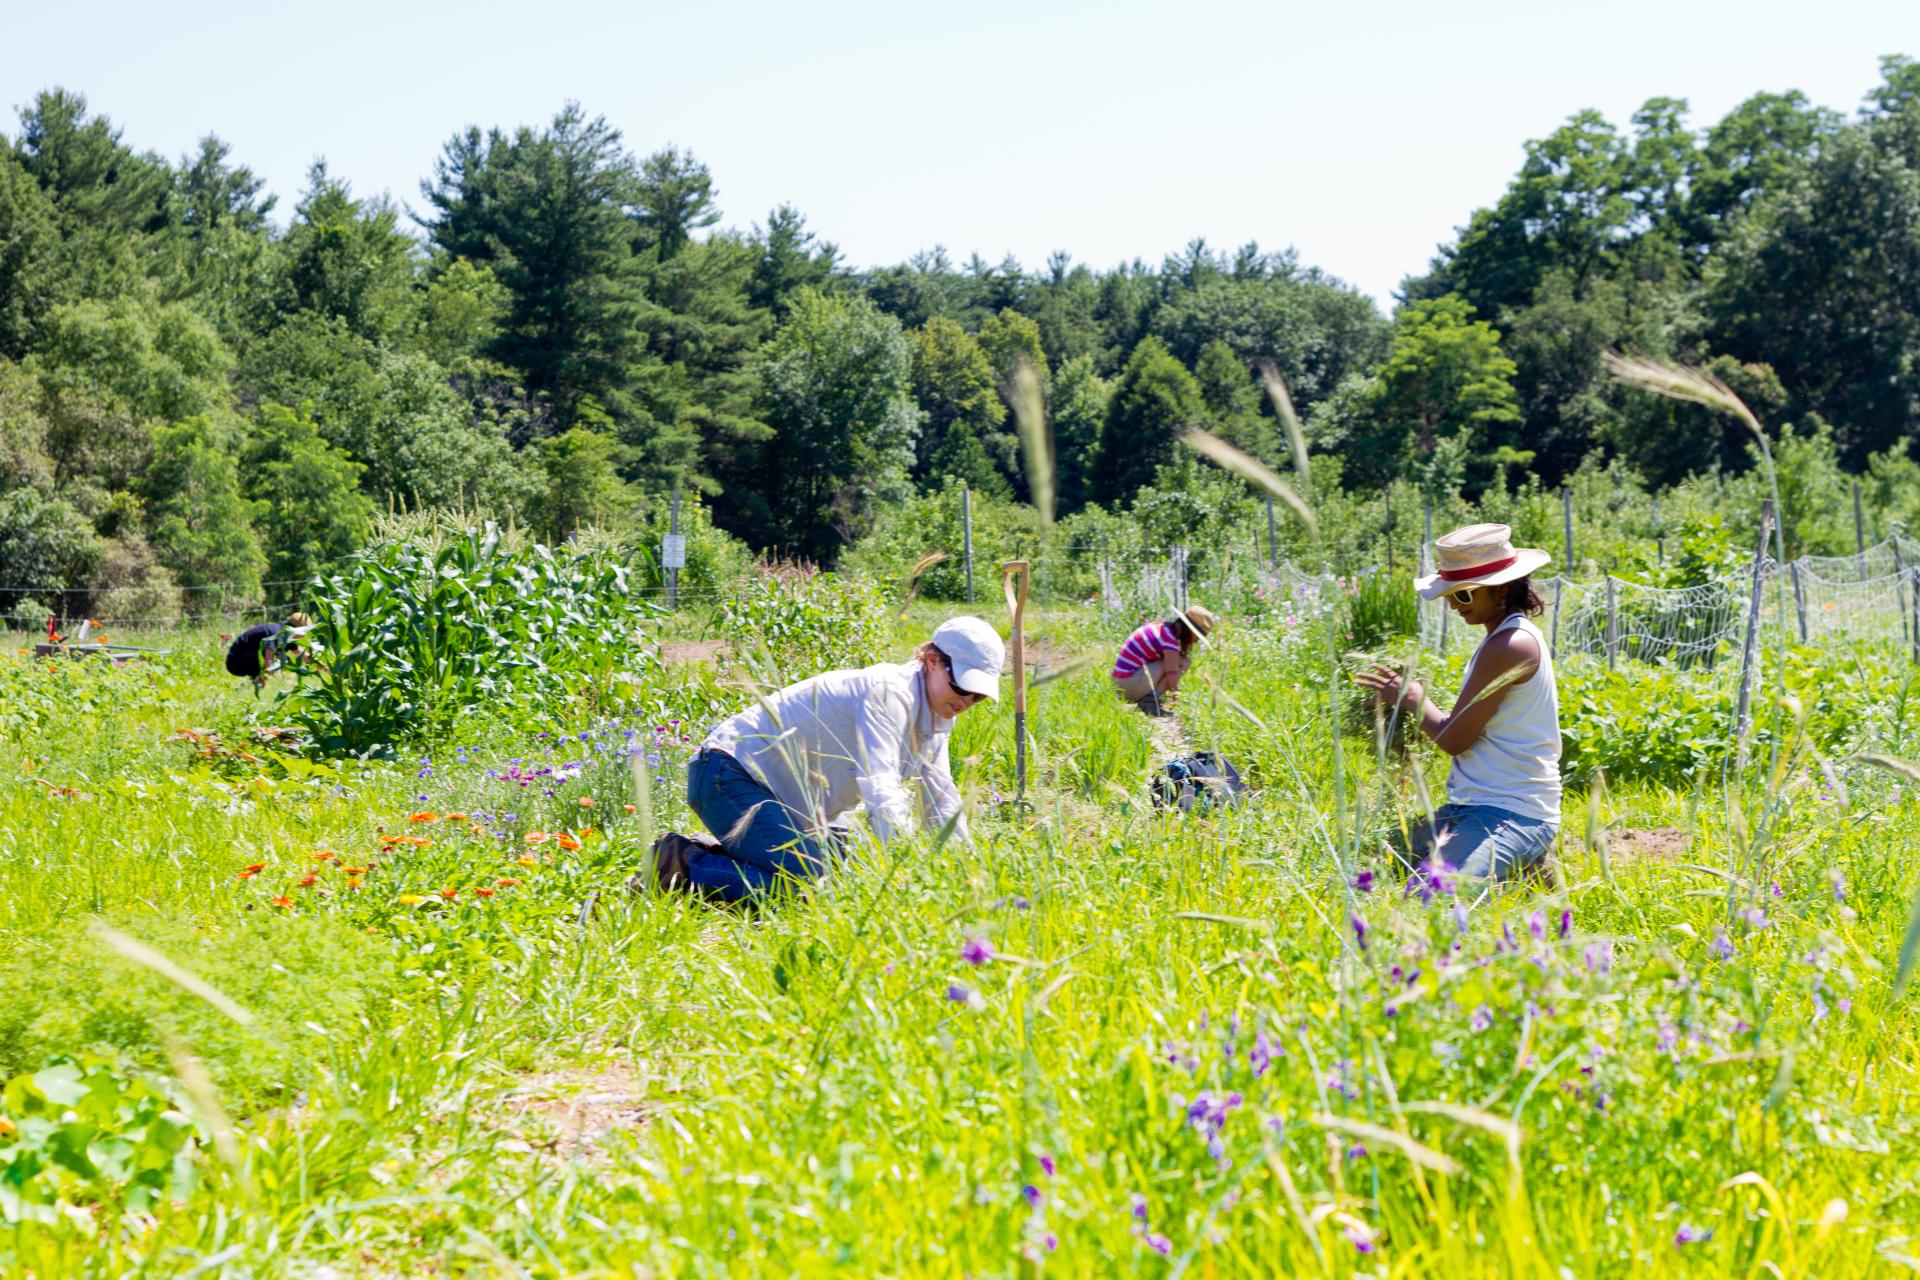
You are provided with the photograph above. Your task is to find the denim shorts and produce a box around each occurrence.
[1410,803,1557,880]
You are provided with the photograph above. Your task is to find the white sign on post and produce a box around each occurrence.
[662,534,688,569]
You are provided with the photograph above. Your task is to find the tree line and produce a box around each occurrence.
[0,57,1915,617]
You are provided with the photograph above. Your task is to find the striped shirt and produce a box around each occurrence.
[1112,621,1184,678]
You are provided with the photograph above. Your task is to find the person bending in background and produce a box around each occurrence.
[225,612,313,693]
[1110,605,1214,716]
[1354,524,1560,881]
[646,616,1004,903]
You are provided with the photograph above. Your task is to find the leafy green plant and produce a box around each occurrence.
[289,525,660,753]
[1341,568,1417,650]
[0,1056,199,1224]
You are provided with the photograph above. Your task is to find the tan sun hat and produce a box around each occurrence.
[1415,524,1551,600]
[1174,603,1216,648]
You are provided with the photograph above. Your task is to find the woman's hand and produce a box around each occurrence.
[1353,663,1423,711]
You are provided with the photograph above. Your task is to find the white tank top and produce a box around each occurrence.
[1446,614,1561,822]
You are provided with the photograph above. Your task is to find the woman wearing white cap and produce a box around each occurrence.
[647,616,1005,902]
[1354,524,1560,880]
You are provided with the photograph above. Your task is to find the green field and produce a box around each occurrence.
[0,592,1913,1279]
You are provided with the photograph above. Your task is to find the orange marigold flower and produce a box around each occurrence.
[311,850,338,861]
[524,831,550,844]
[578,796,595,808]
[379,835,404,847]
[0,1116,16,1138]
[442,812,468,822]
[515,855,539,869]
[578,827,596,838]
[236,867,261,880]
[345,877,362,891]
[475,887,495,898]
[438,887,459,900]
[343,866,365,875]
[624,804,636,813]
[556,833,581,851]
[405,836,432,847]
[297,874,319,888]
[495,877,522,887]
[409,812,439,823]
[271,895,294,909]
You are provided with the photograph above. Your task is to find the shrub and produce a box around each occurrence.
[289,525,660,754]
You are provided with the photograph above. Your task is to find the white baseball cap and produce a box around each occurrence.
[931,615,1004,701]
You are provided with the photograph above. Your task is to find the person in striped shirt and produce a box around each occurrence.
[1111,605,1215,714]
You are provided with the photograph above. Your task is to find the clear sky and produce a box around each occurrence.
[2,1,1912,312]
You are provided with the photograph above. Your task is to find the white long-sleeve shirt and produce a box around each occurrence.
[702,661,969,845]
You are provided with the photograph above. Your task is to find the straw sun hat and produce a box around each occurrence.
[1414,524,1551,601]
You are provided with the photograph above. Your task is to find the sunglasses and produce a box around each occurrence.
[939,653,986,704]
[1446,584,1482,605]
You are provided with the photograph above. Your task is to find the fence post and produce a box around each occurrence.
[1896,534,1912,656]
[1653,496,1665,565]
[1265,493,1277,569]
[1789,560,1809,643]
[1732,499,1775,770]
[1853,480,1866,560]
[1561,485,1575,571]
[960,484,975,604]
[1172,547,1189,612]
[1912,563,1920,667]
[1550,577,1563,654]
[1604,576,1618,670]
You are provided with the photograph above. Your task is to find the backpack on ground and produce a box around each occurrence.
[1151,751,1246,812]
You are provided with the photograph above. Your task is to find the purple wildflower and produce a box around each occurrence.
[960,937,995,966]
[1346,1226,1377,1253]
[1408,856,1455,903]
[1022,1184,1044,1208]
[1673,1222,1711,1246]
[1249,1030,1278,1078]
[1130,1193,1149,1223]
[1584,941,1613,975]
[1711,930,1735,959]
[1469,1006,1493,1033]
[1558,908,1572,939]
[1741,907,1770,930]
[946,983,978,1007]
[1352,868,1375,894]
[1146,1232,1172,1255]
[1451,901,1471,932]
[1527,910,1546,940]
[1351,914,1369,951]
[1345,1143,1368,1160]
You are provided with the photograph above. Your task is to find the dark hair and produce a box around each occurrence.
[1502,576,1546,618]
[1167,614,1203,653]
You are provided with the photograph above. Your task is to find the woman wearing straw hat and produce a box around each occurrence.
[1355,525,1560,880]
[1111,605,1215,716]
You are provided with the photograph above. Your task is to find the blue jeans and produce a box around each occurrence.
[1411,803,1557,880]
[683,749,830,902]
